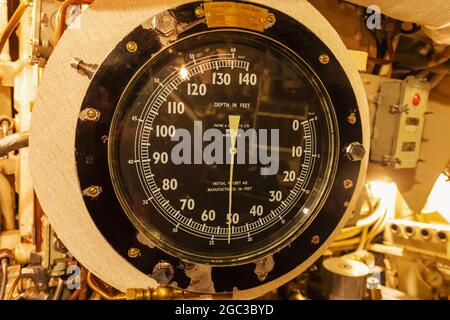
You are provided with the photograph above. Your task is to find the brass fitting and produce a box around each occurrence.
[126,286,200,300]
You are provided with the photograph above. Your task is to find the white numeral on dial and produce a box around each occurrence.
[180,198,195,210]
[162,179,178,191]
[250,205,264,217]
[153,152,168,164]
[227,213,240,225]
[269,190,283,202]
[168,102,185,114]
[156,125,176,138]
[201,210,216,222]
[239,73,257,86]
[283,171,296,182]
[212,72,231,86]
[292,146,303,158]
[187,83,207,96]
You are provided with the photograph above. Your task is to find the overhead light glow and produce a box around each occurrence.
[422,174,450,223]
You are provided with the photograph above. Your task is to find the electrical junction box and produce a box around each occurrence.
[371,76,430,169]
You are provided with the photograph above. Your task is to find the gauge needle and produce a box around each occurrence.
[227,115,240,244]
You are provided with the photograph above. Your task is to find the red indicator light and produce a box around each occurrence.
[412,92,421,106]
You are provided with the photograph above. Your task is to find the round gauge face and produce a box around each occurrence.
[109,30,338,265]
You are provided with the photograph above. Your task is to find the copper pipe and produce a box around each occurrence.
[54,0,95,44]
[6,275,21,300]
[86,272,126,300]
[0,0,33,54]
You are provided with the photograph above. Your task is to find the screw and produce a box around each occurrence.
[319,54,330,64]
[83,186,102,199]
[126,41,138,53]
[128,248,141,259]
[79,108,100,122]
[345,142,366,162]
[344,179,354,189]
[87,108,98,119]
[152,261,174,285]
[195,6,205,18]
[347,113,357,124]
[70,57,98,79]
[266,13,276,24]
[311,235,320,245]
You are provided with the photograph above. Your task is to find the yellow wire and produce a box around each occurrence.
[330,237,361,248]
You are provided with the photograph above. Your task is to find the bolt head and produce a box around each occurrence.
[344,179,354,189]
[152,261,174,285]
[346,142,366,162]
[87,108,98,119]
[83,186,102,199]
[311,235,320,245]
[266,13,276,24]
[319,54,330,64]
[195,6,205,18]
[128,248,141,259]
[154,12,176,36]
[126,41,138,53]
[347,113,357,124]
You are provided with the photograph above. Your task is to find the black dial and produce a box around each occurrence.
[109,30,338,265]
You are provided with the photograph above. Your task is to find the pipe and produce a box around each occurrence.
[0,259,7,299]
[0,0,33,54]
[54,0,95,44]
[52,278,65,300]
[0,172,15,230]
[0,0,11,60]
[0,249,14,300]
[86,272,126,300]
[0,132,29,157]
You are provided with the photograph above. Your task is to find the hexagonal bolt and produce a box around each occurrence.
[152,261,174,285]
[82,186,102,199]
[153,12,176,36]
[345,142,366,162]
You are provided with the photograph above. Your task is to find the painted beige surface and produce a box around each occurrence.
[29,0,369,299]
[347,0,450,45]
